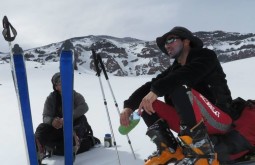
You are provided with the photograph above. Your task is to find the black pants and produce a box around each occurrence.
[35,115,89,151]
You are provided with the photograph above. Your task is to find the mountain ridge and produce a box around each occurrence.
[1,31,255,76]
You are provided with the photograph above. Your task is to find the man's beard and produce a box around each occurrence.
[168,44,183,59]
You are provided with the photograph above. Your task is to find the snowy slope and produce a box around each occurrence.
[0,57,255,164]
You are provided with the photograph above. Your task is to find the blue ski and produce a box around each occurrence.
[12,44,38,165]
[60,40,74,165]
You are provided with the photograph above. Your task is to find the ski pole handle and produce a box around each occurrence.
[92,49,102,76]
[2,16,17,42]
[97,54,109,80]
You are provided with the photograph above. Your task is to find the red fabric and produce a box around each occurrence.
[152,89,232,134]
[229,150,250,161]
[229,106,255,160]
[191,89,232,134]
[234,107,255,146]
[152,100,180,133]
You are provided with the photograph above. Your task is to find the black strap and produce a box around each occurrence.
[2,16,17,42]
[92,136,101,145]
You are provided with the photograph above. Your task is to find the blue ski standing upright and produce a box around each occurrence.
[59,40,75,164]
[2,16,38,165]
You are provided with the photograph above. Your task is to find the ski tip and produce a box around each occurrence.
[3,15,8,22]
[12,44,23,54]
[62,39,74,51]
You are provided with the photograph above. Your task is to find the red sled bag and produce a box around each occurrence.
[230,99,255,160]
[234,99,255,148]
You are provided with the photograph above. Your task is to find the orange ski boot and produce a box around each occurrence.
[144,119,185,165]
[175,121,219,165]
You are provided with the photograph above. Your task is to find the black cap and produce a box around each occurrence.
[156,26,203,54]
[51,72,61,90]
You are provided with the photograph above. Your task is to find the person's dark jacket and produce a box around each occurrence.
[43,90,89,125]
[124,48,233,116]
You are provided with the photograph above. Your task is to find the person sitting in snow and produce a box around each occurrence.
[35,72,100,164]
[120,26,255,165]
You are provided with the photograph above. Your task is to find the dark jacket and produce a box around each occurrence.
[124,48,233,116]
[43,90,89,125]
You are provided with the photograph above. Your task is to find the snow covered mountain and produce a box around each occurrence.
[195,31,255,62]
[1,31,255,76]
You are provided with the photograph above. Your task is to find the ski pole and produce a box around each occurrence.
[96,54,137,159]
[92,50,121,165]
[2,16,17,89]
[2,16,38,165]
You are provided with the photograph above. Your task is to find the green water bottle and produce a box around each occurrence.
[119,111,140,135]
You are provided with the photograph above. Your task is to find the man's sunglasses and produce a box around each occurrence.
[165,37,180,45]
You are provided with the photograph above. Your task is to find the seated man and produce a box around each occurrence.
[35,72,99,163]
[120,26,232,165]
[120,27,255,165]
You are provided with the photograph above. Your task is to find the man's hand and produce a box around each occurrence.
[138,91,158,115]
[120,108,133,127]
[52,117,63,129]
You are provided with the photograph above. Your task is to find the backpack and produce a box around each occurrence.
[53,116,101,156]
[77,122,101,154]
[229,98,255,161]
[233,99,255,147]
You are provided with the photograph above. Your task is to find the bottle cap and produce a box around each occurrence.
[105,133,111,137]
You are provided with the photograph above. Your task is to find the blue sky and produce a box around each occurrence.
[1,0,255,52]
